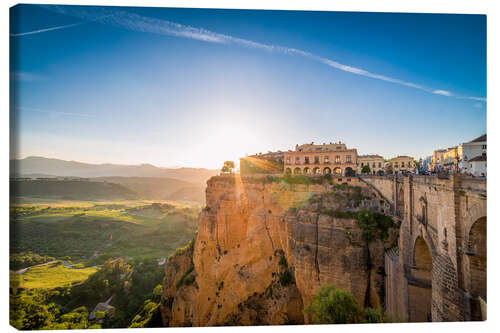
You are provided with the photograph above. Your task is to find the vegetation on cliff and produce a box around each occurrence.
[304,285,391,324]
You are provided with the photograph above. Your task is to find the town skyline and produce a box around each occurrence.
[11,130,485,171]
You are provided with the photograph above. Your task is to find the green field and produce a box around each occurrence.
[10,198,200,329]
[10,199,200,265]
[15,261,99,290]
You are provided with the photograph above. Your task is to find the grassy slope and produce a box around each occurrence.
[17,262,99,290]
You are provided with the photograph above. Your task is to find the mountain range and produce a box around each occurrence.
[10,156,220,203]
[10,156,218,184]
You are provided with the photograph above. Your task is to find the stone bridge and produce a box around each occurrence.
[360,175,486,322]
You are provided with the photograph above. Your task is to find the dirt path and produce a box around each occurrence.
[11,260,58,275]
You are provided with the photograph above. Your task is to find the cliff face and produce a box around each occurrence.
[161,175,398,326]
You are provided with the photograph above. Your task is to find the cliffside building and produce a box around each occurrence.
[283,142,358,176]
[387,156,415,174]
[358,154,385,174]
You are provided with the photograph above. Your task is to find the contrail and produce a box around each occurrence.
[13,106,96,118]
[10,14,114,37]
[10,21,84,37]
[37,5,487,102]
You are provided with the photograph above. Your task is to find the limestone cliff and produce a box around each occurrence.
[160,175,398,326]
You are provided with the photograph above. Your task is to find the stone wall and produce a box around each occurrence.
[365,175,486,322]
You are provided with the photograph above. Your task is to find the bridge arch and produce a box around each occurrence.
[285,168,292,175]
[303,167,311,175]
[293,167,301,175]
[333,167,342,175]
[408,236,433,322]
[467,216,486,320]
[313,167,321,175]
[323,167,331,174]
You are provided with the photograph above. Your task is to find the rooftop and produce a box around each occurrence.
[469,134,487,143]
[358,154,384,159]
[469,155,486,162]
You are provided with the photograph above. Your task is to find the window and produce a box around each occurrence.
[324,156,330,163]
[378,162,382,168]
[401,162,405,168]
[395,163,399,168]
[336,147,342,150]
[346,155,351,162]
[305,156,310,164]
[372,162,376,168]
[314,156,320,164]
[335,155,341,163]
[361,162,364,167]
[286,157,291,164]
[295,156,300,164]
[482,145,487,149]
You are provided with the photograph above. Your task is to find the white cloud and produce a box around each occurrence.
[432,90,452,96]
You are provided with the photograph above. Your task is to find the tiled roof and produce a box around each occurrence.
[469,134,487,143]
[358,154,383,158]
[469,155,486,162]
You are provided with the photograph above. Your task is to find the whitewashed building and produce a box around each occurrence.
[459,134,487,173]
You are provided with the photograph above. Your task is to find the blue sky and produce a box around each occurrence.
[10,4,486,169]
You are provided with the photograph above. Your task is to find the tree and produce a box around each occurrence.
[304,284,391,324]
[361,165,371,174]
[304,285,360,324]
[221,161,235,174]
[377,169,385,176]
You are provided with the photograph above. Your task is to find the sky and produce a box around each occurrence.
[10,4,486,169]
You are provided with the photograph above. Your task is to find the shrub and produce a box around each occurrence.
[304,285,391,324]
[278,256,288,268]
[176,264,195,288]
[353,210,396,243]
[304,285,360,324]
[361,307,391,323]
[278,269,293,286]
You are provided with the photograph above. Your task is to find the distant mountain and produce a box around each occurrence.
[10,156,219,184]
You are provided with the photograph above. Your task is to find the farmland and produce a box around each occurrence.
[10,199,200,265]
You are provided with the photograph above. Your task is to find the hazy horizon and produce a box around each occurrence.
[10,5,486,169]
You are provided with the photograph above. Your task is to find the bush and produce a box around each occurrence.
[361,307,391,323]
[304,285,360,324]
[304,285,391,324]
[353,210,396,243]
[278,269,293,286]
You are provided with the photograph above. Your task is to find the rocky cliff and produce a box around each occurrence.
[160,175,399,326]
